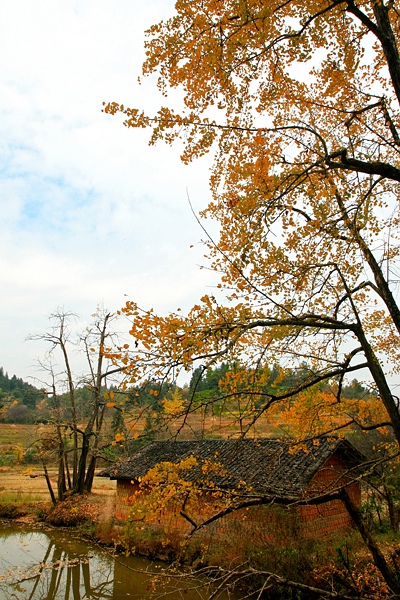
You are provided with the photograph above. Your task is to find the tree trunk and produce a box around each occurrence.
[384,486,400,533]
[74,433,90,494]
[83,454,96,493]
[41,459,57,505]
[57,455,67,501]
[340,488,400,596]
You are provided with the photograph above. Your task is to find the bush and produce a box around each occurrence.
[0,502,27,519]
[46,496,100,527]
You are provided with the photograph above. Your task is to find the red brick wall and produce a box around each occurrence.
[115,479,221,533]
[115,480,140,519]
[299,454,361,538]
[114,453,361,540]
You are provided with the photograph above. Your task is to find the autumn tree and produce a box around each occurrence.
[105,2,400,595]
[106,0,400,444]
[162,387,186,415]
[30,309,125,499]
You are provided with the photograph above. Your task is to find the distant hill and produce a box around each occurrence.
[0,367,45,422]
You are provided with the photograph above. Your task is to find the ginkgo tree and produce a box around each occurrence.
[104,2,400,593]
[105,0,400,446]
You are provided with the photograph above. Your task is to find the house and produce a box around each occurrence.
[99,437,363,539]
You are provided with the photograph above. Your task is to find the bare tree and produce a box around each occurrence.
[30,309,125,500]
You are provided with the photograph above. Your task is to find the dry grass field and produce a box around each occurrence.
[0,466,116,502]
[141,410,280,440]
[0,413,280,504]
[0,422,38,447]
[0,424,116,501]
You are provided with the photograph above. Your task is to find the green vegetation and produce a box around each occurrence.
[0,491,43,503]
[0,367,45,423]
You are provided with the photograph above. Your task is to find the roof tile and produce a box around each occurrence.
[99,438,362,497]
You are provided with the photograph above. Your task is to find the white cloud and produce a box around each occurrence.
[0,0,218,380]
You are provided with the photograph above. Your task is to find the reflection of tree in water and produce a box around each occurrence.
[0,527,238,600]
[27,541,113,600]
[0,528,114,600]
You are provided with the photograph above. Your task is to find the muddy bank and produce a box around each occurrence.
[0,493,117,545]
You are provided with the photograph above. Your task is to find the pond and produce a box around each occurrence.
[0,522,242,599]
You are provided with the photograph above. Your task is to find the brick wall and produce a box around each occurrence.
[115,479,221,533]
[299,454,361,538]
[114,452,361,540]
[115,480,140,519]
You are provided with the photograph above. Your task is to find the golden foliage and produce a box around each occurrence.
[162,388,185,415]
[126,456,236,534]
[105,1,400,445]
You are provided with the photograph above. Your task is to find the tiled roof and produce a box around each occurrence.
[99,438,362,497]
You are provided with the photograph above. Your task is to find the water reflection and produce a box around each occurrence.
[0,524,117,599]
[0,523,239,600]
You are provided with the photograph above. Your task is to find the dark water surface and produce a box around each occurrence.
[0,522,239,600]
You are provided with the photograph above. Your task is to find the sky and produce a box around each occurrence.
[0,1,219,382]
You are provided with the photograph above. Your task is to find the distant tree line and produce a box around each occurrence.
[0,362,371,426]
[189,362,371,402]
[0,366,45,423]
